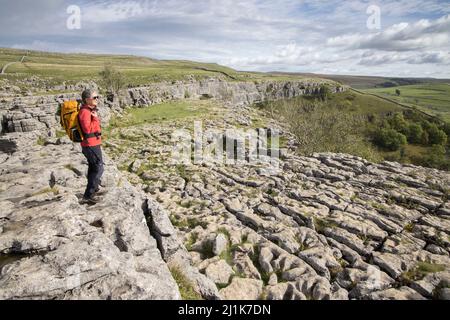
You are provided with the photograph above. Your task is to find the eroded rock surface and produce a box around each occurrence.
[106,100,450,300]
[1,77,449,300]
[0,133,180,300]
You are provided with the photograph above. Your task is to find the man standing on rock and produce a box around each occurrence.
[79,89,105,205]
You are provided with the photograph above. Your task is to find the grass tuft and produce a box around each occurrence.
[169,266,203,300]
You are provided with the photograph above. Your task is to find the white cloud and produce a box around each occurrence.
[327,14,450,51]
[0,0,450,77]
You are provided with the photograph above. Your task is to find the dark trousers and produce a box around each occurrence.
[82,145,104,199]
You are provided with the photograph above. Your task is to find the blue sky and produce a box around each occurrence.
[1,0,449,78]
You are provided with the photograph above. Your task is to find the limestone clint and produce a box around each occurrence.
[79,89,106,205]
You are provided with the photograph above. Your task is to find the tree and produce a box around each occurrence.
[420,130,429,145]
[421,144,448,170]
[407,123,424,144]
[389,112,409,135]
[275,100,378,161]
[427,124,448,146]
[442,122,450,138]
[373,128,407,151]
[99,64,126,95]
[395,89,401,96]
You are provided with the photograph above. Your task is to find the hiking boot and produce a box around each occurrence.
[80,196,98,206]
[94,187,108,197]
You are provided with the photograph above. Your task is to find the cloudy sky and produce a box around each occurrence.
[1,0,449,78]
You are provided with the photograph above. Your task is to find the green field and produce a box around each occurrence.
[110,100,213,128]
[364,84,450,122]
[326,90,404,115]
[0,48,329,89]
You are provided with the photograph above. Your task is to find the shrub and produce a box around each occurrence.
[373,128,407,151]
[389,113,409,135]
[99,64,126,95]
[427,124,448,146]
[407,123,424,144]
[419,144,449,170]
[169,266,202,300]
[280,100,376,159]
[420,130,429,145]
[442,122,450,137]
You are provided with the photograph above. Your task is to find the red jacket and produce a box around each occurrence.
[79,105,102,147]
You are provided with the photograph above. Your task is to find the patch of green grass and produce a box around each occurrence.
[266,188,279,197]
[377,144,437,167]
[357,233,370,245]
[365,84,450,121]
[247,246,272,285]
[170,215,185,228]
[219,249,233,265]
[313,217,338,233]
[186,217,207,229]
[177,199,208,211]
[169,266,203,300]
[392,196,419,210]
[404,222,415,233]
[297,242,310,252]
[337,258,348,268]
[251,118,267,128]
[56,130,67,138]
[36,136,46,146]
[185,232,199,252]
[266,135,288,149]
[370,201,387,211]
[327,90,403,116]
[108,100,212,129]
[170,215,207,229]
[301,183,312,190]
[217,241,243,265]
[176,165,192,182]
[216,283,229,290]
[31,187,59,196]
[216,227,231,239]
[259,289,269,301]
[401,262,446,284]
[178,200,195,209]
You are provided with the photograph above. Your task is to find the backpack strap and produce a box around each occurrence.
[83,132,102,139]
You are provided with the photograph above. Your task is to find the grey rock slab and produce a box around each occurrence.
[219,278,263,300]
[204,260,234,285]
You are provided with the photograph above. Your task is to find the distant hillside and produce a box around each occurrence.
[271,72,450,89]
[0,48,325,88]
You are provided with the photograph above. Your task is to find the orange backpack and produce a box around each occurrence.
[60,100,84,142]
